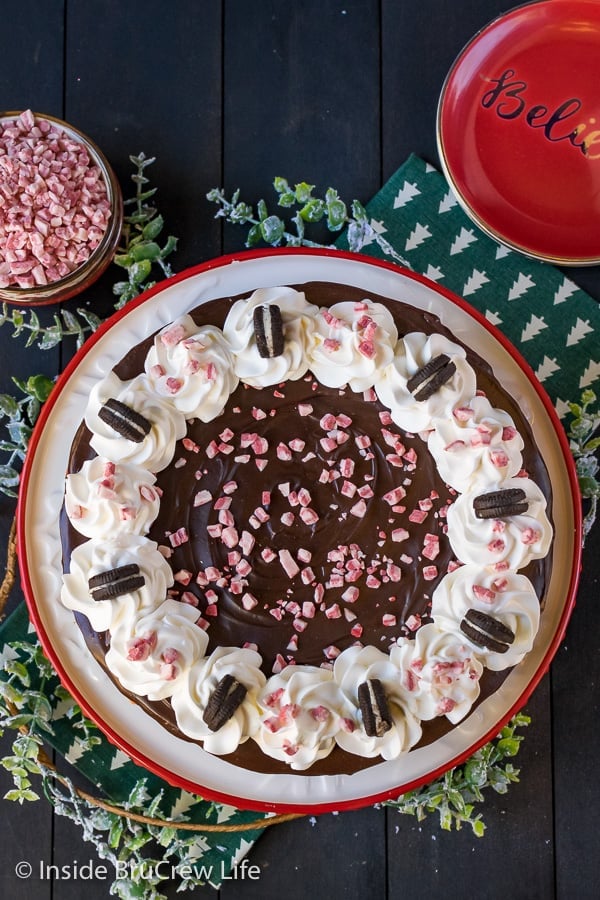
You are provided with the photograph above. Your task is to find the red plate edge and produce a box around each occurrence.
[15,247,583,815]
[436,0,600,266]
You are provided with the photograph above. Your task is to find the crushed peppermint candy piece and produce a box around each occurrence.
[279,548,300,578]
[168,527,189,547]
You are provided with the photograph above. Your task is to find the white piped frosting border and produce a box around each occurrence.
[61,287,552,771]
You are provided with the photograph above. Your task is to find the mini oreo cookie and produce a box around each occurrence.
[473,487,528,520]
[98,398,152,443]
[253,304,285,358]
[406,353,457,402]
[202,674,248,732]
[460,608,515,654]
[358,678,392,737]
[88,563,145,601]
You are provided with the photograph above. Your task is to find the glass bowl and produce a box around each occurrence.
[0,110,123,306]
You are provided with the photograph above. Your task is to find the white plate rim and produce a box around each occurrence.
[17,248,581,813]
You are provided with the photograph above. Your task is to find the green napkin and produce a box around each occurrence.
[337,153,600,410]
[2,153,598,887]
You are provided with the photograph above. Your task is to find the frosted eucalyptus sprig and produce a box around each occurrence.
[0,303,102,351]
[112,152,178,309]
[384,713,530,837]
[43,774,211,900]
[0,373,54,496]
[0,640,101,802]
[207,177,411,267]
[0,639,63,803]
[567,388,600,541]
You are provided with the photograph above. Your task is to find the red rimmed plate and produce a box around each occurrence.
[437,0,600,265]
[17,249,581,813]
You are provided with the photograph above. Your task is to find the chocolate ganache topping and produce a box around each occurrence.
[151,377,456,668]
[61,281,553,776]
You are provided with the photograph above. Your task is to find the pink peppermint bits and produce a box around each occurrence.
[0,111,112,289]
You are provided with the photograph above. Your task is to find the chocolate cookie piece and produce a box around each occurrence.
[88,564,145,601]
[98,398,152,443]
[253,304,285,358]
[460,608,515,654]
[203,674,248,732]
[473,487,528,519]
[406,353,457,401]
[358,678,392,737]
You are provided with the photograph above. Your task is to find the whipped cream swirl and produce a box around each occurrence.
[254,665,345,770]
[145,316,239,420]
[86,372,187,472]
[430,565,541,670]
[65,456,160,538]
[61,535,174,633]
[376,332,477,432]
[171,646,266,753]
[223,286,319,387]
[395,624,484,724]
[106,598,208,701]
[307,299,398,391]
[427,395,524,493]
[333,645,422,759]
[447,476,553,570]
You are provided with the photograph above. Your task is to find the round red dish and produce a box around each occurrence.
[437,0,600,264]
[16,249,581,813]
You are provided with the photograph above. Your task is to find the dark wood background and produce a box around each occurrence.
[1,2,599,898]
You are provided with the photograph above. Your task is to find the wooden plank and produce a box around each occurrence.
[63,0,223,273]
[219,5,386,895]
[0,3,64,893]
[381,0,504,174]
[552,522,600,900]
[48,3,225,896]
[56,0,225,374]
[387,681,555,898]
[222,0,382,254]
[0,0,65,116]
[222,807,386,900]
[0,734,54,900]
[0,0,65,536]
[379,3,585,896]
